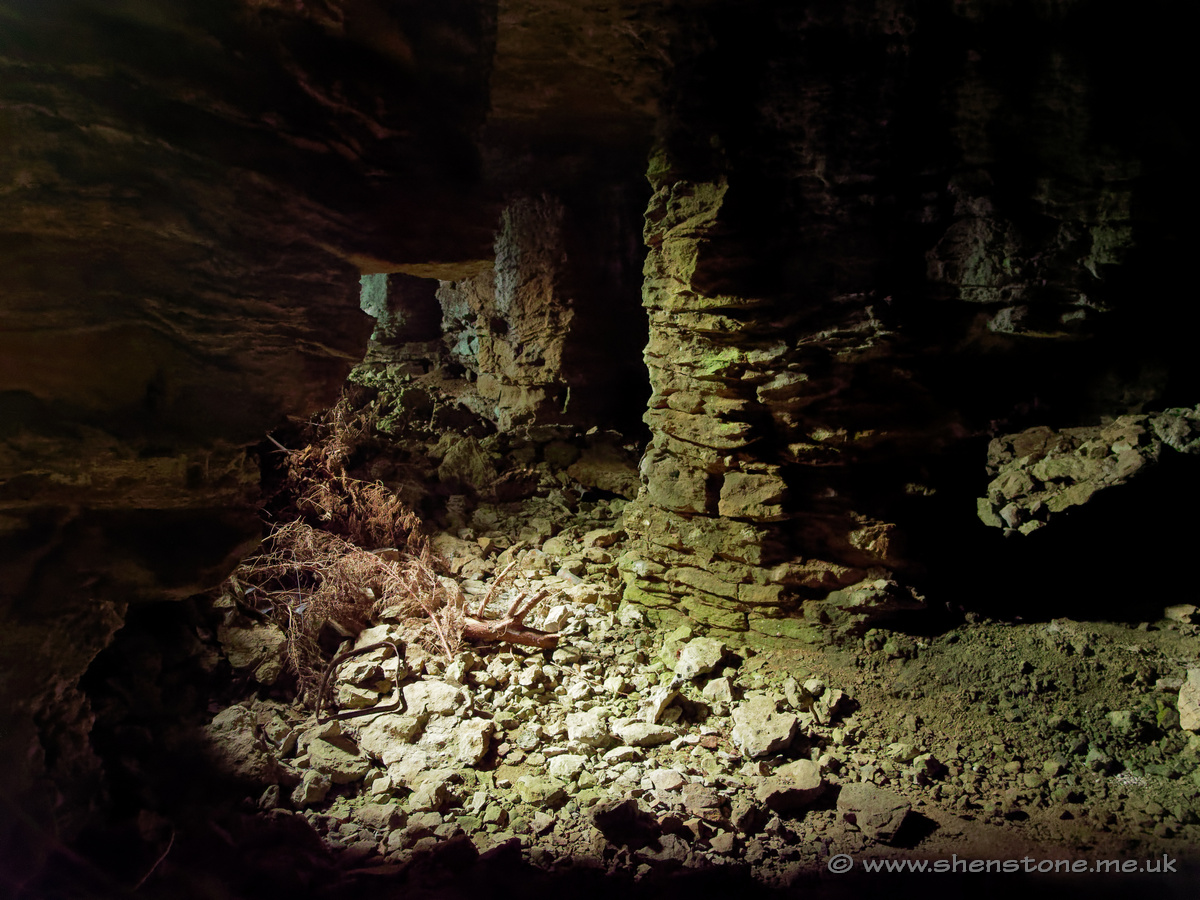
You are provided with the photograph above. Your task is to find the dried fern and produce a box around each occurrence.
[228,521,443,701]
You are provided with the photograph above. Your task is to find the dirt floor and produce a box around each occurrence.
[22,381,1199,900]
[37,490,1197,900]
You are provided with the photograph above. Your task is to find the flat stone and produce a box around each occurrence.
[837,782,910,843]
[613,721,675,748]
[731,695,797,758]
[675,637,727,680]
[755,759,825,812]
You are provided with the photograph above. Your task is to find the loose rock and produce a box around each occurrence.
[1179,669,1200,732]
[613,720,676,748]
[755,759,825,812]
[675,638,727,680]
[837,782,910,843]
[731,695,798,758]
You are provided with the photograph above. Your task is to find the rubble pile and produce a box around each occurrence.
[205,552,876,881]
[194,504,1200,886]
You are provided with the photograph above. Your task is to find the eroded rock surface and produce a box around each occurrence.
[978,407,1200,534]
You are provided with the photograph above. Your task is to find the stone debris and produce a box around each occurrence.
[197,496,1200,885]
[205,569,887,879]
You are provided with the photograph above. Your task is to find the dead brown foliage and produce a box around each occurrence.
[228,393,463,704]
[229,521,463,701]
[273,395,426,553]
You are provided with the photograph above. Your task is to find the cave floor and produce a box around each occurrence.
[47,482,1199,900]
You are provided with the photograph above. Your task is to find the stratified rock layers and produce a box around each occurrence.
[619,1,1176,636]
[622,157,878,638]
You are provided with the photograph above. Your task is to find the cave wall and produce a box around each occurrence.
[0,0,662,854]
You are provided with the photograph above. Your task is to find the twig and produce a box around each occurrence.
[475,559,521,618]
[133,829,175,890]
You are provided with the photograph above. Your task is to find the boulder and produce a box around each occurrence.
[755,759,825,812]
[731,695,797,758]
[836,782,910,843]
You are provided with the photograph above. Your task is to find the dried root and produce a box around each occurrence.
[227,520,438,700]
[222,390,564,711]
[463,587,559,650]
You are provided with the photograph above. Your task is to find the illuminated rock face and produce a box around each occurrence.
[0,0,1196,848]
